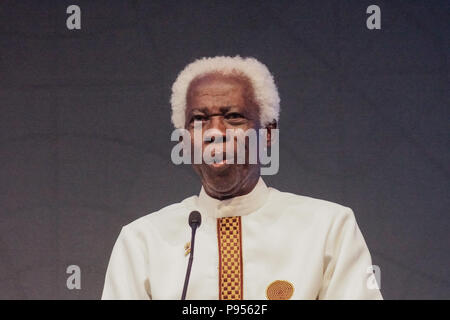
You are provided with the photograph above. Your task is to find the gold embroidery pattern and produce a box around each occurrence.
[217,216,243,300]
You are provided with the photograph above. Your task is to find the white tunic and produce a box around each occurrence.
[101,178,383,300]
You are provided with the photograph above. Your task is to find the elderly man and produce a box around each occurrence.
[101,56,383,300]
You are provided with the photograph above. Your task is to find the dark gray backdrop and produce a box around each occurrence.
[0,0,448,299]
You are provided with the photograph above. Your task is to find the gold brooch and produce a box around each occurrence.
[184,241,191,256]
[266,280,294,300]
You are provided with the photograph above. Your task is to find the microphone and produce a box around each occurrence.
[181,211,202,300]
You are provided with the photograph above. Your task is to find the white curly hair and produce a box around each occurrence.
[170,55,280,129]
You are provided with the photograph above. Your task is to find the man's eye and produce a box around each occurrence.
[225,113,244,120]
[191,115,207,122]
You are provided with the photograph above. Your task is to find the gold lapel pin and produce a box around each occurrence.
[184,241,191,256]
[266,280,294,300]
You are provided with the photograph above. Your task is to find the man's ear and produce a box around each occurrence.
[265,120,278,147]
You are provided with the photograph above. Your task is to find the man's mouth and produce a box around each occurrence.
[208,151,229,168]
[210,158,228,168]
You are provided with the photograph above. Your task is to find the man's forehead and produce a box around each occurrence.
[186,74,254,107]
[190,74,248,92]
[187,95,247,113]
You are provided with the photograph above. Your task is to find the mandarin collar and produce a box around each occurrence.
[196,177,269,219]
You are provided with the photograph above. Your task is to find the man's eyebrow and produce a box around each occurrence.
[189,106,236,114]
[189,107,208,114]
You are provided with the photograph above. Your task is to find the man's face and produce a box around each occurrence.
[185,73,261,199]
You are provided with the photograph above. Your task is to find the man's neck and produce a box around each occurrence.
[204,175,260,201]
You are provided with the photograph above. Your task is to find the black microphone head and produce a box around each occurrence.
[188,211,202,228]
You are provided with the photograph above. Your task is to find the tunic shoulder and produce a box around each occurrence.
[120,195,197,239]
[266,187,356,226]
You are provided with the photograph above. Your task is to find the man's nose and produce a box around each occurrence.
[204,116,226,143]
